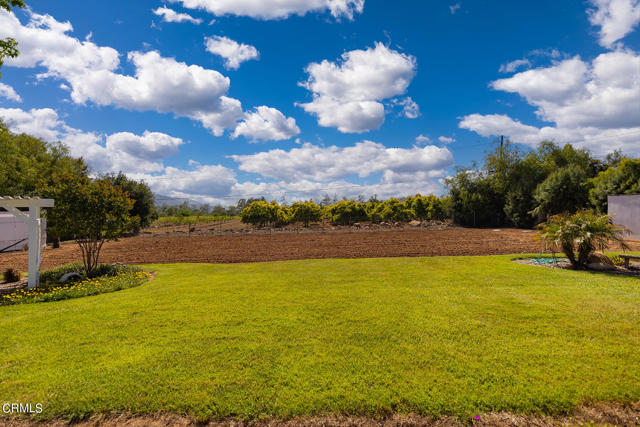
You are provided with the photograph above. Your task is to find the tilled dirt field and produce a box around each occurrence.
[2,227,639,271]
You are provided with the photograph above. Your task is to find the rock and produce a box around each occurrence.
[409,220,421,227]
[60,272,84,284]
[353,222,361,227]
[586,252,616,271]
[587,252,614,266]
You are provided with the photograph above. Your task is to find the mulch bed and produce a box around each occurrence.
[514,257,640,278]
[0,279,27,295]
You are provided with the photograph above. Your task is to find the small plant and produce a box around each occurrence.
[608,255,625,267]
[537,210,629,270]
[3,268,21,283]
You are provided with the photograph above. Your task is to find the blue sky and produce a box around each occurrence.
[0,0,638,204]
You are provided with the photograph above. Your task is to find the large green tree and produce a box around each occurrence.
[102,172,158,231]
[0,122,88,196]
[0,0,25,77]
[42,174,135,276]
[589,158,640,213]
[446,169,505,227]
[532,165,590,219]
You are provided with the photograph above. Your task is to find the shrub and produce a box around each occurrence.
[325,200,368,226]
[537,210,629,269]
[241,201,292,227]
[291,201,323,227]
[3,268,21,283]
[608,255,625,267]
[371,198,415,223]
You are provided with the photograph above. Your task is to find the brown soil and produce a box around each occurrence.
[1,402,639,426]
[142,219,455,237]
[1,228,638,272]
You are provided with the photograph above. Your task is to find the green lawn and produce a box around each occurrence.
[1,256,639,421]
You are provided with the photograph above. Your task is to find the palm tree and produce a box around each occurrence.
[538,210,629,269]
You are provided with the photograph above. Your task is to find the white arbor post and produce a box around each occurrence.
[0,197,54,288]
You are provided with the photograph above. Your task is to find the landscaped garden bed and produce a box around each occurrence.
[0,263,151,306]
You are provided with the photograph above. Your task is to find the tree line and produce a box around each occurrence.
[445,141,639,228]
[2,121,639,236]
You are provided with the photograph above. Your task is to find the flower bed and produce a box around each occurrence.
[0,271,151,306]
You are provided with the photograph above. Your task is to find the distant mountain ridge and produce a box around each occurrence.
[154,194,201,208]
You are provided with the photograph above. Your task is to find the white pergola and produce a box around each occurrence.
[0,197,54,288]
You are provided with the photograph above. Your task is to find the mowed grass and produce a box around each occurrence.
[1,256,639,421]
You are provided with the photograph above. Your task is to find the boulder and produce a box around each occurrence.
[409,220,421,227]
[586,252,616,271]
[587,252,614,266]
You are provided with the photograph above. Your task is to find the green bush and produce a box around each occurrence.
[291,201,323,227]
[241,201,291,227]
[3,268,21,283]
[370,198,415,223]
[324,200,369,225]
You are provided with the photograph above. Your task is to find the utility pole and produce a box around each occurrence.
[500,135,504,160]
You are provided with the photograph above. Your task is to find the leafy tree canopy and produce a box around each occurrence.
[0,122,88,196]
[589,158,640,213]
[102,172,158,230]
[0,0,25,77]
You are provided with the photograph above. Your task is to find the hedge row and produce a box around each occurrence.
[240,195,452,227]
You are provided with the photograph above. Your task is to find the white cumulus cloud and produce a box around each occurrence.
[438,136,455,144]
[0,83,22,102]
[204,35,259,70]
[230,141,453,182]
[587,0,640,48]
[233,106,300,142]
[0,9,293,141]
[167,0,365,20]
[460,51,640,155]
[298,42,417,133]
[153,6,202,24]
[0,107,185,174]
[499,59,532,73]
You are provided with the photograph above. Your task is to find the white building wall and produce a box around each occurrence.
[608,195,640,240]
[0,213,47,252]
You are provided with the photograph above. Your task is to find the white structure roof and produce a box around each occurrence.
[0,196,54,207]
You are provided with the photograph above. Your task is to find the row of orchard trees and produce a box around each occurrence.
[240,195,452,227]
